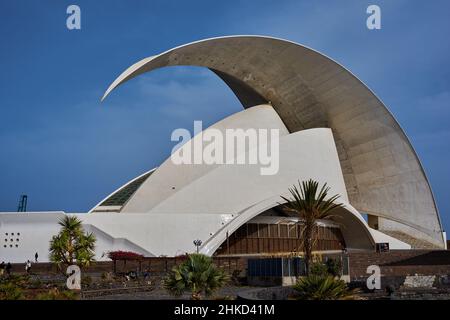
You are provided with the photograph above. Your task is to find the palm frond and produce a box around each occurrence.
[163,253,228,299]
[281,179,344,275]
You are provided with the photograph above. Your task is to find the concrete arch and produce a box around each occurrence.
[200,196,376,256]
[101,35,443,247]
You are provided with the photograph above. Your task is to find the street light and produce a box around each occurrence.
[193,239,202,253]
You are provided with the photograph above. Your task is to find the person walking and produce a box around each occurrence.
[35,252,38,263]
[25,260,32,274]
[6,262,12,276]
[0,261,5,277]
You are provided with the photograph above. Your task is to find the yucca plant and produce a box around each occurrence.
[49,216,96,270]
[281,179,343,275]
[294,275,355,300]
[164,253,228,300]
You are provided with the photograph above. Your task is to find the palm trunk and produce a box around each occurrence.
[303,223,314,276]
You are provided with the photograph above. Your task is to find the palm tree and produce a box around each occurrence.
[293,274,357,300]
[281,179,343,275]
[49,216,96,270]
[164,253,228,300]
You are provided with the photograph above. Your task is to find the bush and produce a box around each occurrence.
[309,259,342,277]
[107,251,144,260]
[0,283,24,300]
[309,262,328,276]
[294,275,355,300]
[325,258,342,277]
[164,253,229,300]
[2,274,29,286]
[36,288,79,300]
[28,278,43,289]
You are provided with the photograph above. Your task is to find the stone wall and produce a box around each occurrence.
[7,257,247,276]
[348,250,450,289]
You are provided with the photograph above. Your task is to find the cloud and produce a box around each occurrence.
[135,67,242,124]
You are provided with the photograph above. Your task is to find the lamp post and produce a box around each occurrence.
[193,239,202,253]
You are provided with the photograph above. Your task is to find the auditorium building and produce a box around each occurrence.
[0,36,446,263]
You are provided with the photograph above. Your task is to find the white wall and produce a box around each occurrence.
[0,212,64,263]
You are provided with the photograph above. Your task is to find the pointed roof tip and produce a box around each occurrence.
[99,72,133,103]
[100,84,115,102]
[99,55,158,104]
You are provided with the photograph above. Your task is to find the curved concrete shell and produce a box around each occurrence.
[102,36,444,247]
[121,104,290,213]
[0,36,441,263]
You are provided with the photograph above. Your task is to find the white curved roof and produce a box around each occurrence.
[89,168,156,213]
[102,35,444,247]
[121,104,290,213]
[84,121,377,255]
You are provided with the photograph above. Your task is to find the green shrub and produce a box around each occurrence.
[28,277,43,289]
[164,253,229,300]
[293,275,355,300]
[1,274,29,286]
[0,283,24,300]
[325,258,342,277]
[309,262,328,276]
[36,288,79,300]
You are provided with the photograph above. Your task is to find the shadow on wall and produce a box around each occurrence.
[382,251,450,266]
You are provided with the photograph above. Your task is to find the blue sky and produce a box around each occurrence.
[0,1,449,231]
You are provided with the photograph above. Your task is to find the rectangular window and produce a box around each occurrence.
[270,224,279,238]
[259,224,269,237]
[279,224,289,238]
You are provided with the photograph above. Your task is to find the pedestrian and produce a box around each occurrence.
[35,252,38,263]
[143,269,150,281]
[6,262,12,276]
[25,260,32,274]
[0,261,5,277]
